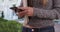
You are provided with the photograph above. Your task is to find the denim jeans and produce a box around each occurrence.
[22,26,55,32]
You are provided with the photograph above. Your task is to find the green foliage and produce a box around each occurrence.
[0,18,22,32]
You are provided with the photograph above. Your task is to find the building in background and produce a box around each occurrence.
[0,0,21,20]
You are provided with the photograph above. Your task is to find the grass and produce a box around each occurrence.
[0,17,22,32]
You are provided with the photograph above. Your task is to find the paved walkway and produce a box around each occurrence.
[55,24,60,32]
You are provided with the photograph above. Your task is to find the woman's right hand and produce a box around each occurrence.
[16,10,28,17]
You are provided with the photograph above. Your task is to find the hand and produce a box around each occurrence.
[16,10,28,17]
[18,7,33,17]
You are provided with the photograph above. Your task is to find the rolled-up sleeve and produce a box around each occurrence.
[33,0,60,19]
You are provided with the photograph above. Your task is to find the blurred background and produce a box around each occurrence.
[0,0,23,32]
[0,0,21,20]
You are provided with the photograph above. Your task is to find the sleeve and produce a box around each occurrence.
[33,0,60,19]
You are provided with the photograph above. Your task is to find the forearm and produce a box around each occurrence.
[33,7,60,19]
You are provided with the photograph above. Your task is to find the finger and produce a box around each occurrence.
[17,7,28,10]
[19,10,28,16]
[20,10,28,14]
[17,7,25,10]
